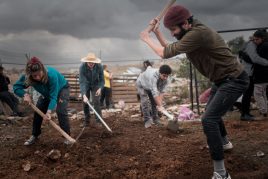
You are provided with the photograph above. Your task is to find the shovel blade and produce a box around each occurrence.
[167,120,179,133]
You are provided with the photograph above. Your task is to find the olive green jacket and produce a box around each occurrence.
[164,19,243,83]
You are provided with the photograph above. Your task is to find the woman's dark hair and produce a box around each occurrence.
[253,29,268,40]
[25,57,48,86]
[143,60,152,69]
[159,65,172,75]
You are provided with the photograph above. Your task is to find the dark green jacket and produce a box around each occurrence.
[79,63,104,95]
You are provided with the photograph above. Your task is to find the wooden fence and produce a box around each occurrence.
[62,73,81,101]
[63,73,139,104]
[112,74,139,104]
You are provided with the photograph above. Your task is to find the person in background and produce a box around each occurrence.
[13,57,71,145]
[100,65,113,109]
[140,5,249,178]
[0,66,22,116]
[252,29,268,117]
[136,64,172,128]
[79,53,104,128]
[239,35,268,121]
[142,60,153,72]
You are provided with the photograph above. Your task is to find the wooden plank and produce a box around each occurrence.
[113,74,138,78]
[112,83,136,87]
[113,86,137,91]
[69,87,80,90]
[62,73,79,77]
[113,95,138,100]
[113,98,139,103]
[112,91,137,95]
[65,79,79,83]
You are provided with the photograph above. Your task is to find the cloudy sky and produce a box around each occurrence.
[0,0,267,66]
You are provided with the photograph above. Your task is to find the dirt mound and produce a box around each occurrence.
[0,107,268,178]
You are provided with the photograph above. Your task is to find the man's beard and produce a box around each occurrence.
[174,28,188,40]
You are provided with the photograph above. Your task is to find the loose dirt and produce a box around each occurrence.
[0,104,268,179]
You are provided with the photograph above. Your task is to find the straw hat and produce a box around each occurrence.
[81,53,101,63]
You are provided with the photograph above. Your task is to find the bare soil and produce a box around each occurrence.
[0,104,268,179]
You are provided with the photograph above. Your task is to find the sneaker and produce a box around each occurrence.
[223,141,233,151]
[12,112,26,117]
[212,172,231,179]
[144,118,154,128]
[153,119,164,126]
[24,136,37,146]
[206,141,233,151]
[240,114,254,121]
[64,139,72,145]
[248,113,254,117]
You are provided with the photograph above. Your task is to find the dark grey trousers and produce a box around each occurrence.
[83,87,102,122]
[32,86,70,137]
[202,71,249,160]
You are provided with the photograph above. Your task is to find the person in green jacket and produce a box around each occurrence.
[79,53,104,128]
[13,57,71,145]
[140,5,249,179]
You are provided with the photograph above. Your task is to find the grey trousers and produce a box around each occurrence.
[254,83,268,115]
[137,86,159,122]
[83,87,102,122]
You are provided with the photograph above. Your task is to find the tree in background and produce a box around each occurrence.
[175,58,211,98]
[227,36,246,54]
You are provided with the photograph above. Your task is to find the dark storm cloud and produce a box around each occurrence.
[0,0,267,65]
[0,0,267,39]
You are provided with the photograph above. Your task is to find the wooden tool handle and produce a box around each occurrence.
[146,0,176,32]
[30,103,76,144]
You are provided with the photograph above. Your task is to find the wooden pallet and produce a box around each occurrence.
[63,73,139,104]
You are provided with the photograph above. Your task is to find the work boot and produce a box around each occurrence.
[240,114,254,121]
[24,135,38,146]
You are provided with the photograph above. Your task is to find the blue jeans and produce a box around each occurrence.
[32,86,70,137]
[202,71,249,160]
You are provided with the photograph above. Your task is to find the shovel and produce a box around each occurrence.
[29,103,76,144]
[85,100,112,133]
[161,109,179,133]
